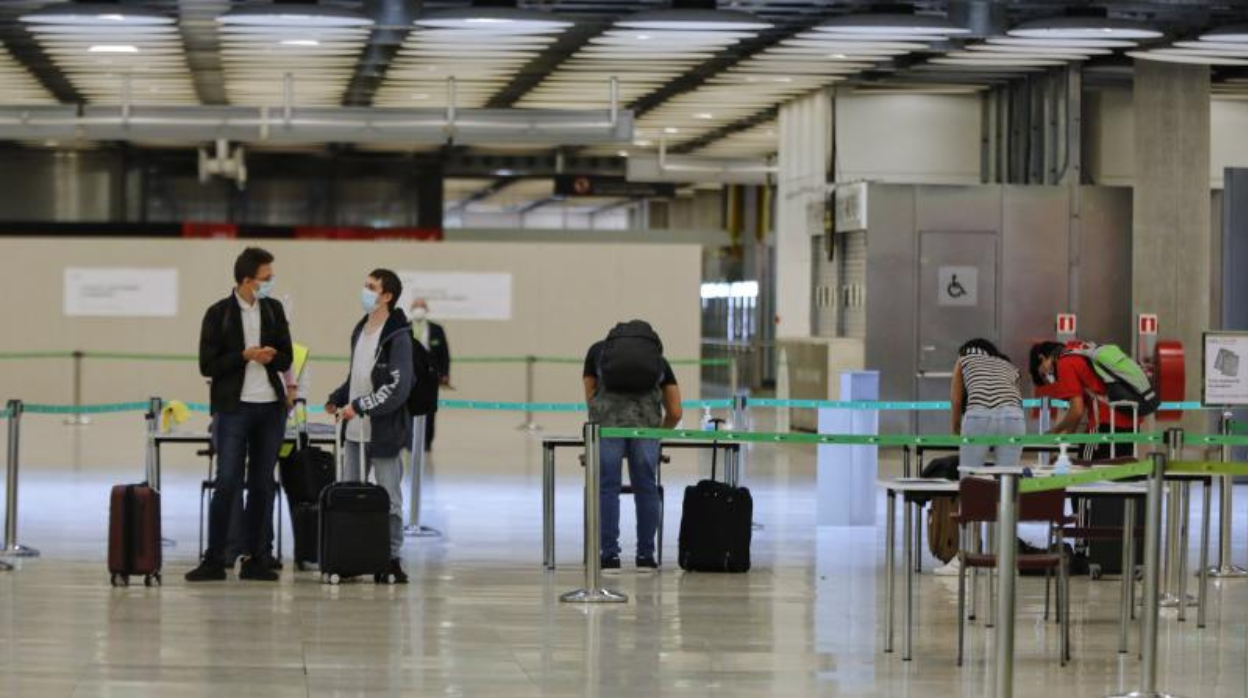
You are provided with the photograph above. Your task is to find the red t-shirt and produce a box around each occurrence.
[1041,351,1136,430]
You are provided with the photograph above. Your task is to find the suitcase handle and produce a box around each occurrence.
[335,413,368,483]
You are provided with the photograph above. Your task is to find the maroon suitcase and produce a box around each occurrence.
[108,483,162,587]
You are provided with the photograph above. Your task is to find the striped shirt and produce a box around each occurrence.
[959,353,1022,410]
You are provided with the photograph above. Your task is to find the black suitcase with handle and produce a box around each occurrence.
[678,419,753,573]
[319,421,394,584]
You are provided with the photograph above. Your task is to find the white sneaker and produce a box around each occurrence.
[933,558,962,577]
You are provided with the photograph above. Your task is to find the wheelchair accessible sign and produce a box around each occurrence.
[938,266,978,307]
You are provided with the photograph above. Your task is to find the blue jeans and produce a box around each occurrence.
[599,438,660,560]
[959,406,1026,469]
[206,402,285,565]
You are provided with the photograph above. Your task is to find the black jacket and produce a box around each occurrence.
[419,321,451,379]
[328,309,415,459]
[199,293,293,414]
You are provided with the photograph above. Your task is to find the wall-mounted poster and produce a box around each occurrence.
[64,268,178,317]
[397,272,512,321]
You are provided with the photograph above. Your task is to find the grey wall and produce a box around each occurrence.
[860,184,1133,432]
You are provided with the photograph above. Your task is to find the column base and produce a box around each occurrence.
[1158,593,1197,608]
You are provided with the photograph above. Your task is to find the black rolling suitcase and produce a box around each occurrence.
[319,420,393,585]
[678,421,753,573]
[280,402,335,570]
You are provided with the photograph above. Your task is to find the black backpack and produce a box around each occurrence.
[597,321,665,394]
[408,340,440,416]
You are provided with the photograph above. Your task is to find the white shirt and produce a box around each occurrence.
[237,292,279,404]
[346,324,382,443]
[411,319,430,349]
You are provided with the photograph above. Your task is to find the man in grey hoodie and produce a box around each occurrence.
[326,268,414,583]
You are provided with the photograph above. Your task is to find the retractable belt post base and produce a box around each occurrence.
[559,423,627,605]
[1,399,39,559]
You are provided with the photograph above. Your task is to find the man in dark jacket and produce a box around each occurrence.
[188,247,292,582]
[326,269,415,583]
[408,298,450,451]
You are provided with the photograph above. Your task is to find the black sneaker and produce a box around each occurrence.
[636,556,659,573]
[239,557,279,582]
[184,560,226,582]
[601,556,621,574]
[387,559,409,585]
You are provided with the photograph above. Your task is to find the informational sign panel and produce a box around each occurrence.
[1139,314,1159,336]
[63,267,178,317]
[1204,332,1248,406]
[397,272,512,321]
[553,175,675,199]
[937,266,978,307]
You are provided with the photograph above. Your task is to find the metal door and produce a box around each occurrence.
[915,231,1000,433]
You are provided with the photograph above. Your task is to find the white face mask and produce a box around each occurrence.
[410,307,428,321]
[361,288,379,313]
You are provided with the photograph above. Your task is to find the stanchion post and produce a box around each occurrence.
[517,355,541,432]
[146,397,163,490]
[1160,428,1191,608]
[1,399,38,558]
[1210,411,1247,577]
[560,423,627,604]
[64,350,90,426]
[994,472,1019,698]
[1038,397,1052,466]
[404,415,440,538]
[1107,451,1183,698]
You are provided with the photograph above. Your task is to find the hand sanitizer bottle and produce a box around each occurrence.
[1054,443,1072,475]
[701,406,714,431]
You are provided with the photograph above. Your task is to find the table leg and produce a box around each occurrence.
[1178,481,1191,622]
[543,445,555,571]
[1119,498,1133,654]
[904,497,914,661]
[1199,478,1212,629]
[914,502,924,574]
[885,491,896,654]
[969,524,979,622]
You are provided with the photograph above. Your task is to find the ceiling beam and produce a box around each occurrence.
[447,176,521,212]
[0,4,81,103]
[179,0,229,105]
[485,21,607,109]
[343,0,419,107]
[673,105,778,155]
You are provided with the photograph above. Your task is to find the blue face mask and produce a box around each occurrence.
[257,278,275,300]
[361,288,379,313]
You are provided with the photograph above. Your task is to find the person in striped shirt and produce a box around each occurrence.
[950,338,1025,469]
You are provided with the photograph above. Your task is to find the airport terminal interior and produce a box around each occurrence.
[6,0,1248,696]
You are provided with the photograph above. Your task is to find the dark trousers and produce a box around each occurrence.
[424,411,436,451]
[206,402,284,565]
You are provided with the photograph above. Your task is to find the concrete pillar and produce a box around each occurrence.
[775,90,833,339]
[1132,60,1211,403]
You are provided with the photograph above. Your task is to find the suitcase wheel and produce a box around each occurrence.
[296,561,308,572]
[144,574,162,587]
[323,573,341,586]
[1089,563,1104,581]
[375,573,397,585]
[110,573,129,587]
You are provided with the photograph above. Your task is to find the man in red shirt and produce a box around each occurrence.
[1029,341,1137,436]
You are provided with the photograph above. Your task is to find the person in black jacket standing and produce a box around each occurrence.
[408,298,449,451]
[188,247,293,582]
[327,269,415,583]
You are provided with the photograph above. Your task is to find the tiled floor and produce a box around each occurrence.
[0,411,1242,696]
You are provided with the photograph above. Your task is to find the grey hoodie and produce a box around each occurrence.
[328,308,414,459]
